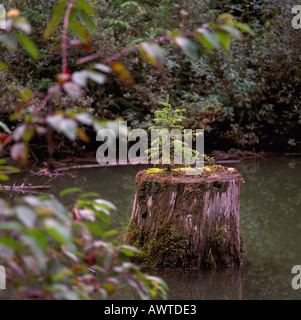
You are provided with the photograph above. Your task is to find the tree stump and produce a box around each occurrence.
[126,166,244,270]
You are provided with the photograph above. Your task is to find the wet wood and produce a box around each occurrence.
[126,167,244,270]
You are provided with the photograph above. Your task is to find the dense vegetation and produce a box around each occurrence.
[1,0,300,161]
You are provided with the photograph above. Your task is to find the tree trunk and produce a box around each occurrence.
[126,167,244,270]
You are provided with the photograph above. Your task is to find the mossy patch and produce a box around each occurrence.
[126,221,189,269]
[144,167,187,175]
[145,168,168,175]
[203,165,216,172]
[142,164,237,178]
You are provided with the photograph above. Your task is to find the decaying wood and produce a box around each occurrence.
[126,168,244,270]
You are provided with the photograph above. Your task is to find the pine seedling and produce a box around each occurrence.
[147,94,201,170]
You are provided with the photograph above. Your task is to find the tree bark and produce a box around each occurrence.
[126,167,244,270]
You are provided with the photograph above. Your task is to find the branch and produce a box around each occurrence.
[0,185,52,191]
[62,0,76,73]
[76,32,197,65]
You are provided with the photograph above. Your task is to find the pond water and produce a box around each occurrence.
[2,156,301,300]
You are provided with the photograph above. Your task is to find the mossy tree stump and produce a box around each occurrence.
[126,166,244,270]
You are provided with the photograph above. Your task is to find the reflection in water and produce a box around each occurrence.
[1,157,301,299]
[152,269,243,300]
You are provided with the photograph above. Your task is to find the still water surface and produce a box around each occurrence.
[3,157,301,299]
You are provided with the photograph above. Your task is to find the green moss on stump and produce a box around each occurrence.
[127,221,189,269]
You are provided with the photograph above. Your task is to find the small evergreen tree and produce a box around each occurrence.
[147,94,201,171]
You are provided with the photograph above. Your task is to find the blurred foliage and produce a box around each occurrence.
[0,0,299,153]
[0,0,268,165]
[0,184,168,300]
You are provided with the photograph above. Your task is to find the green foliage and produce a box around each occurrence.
[0,7,39,70]
[149,94,186,131]
[0,188,168,300]
[146,95,200,169]
[0,158,20,181]
[1,0,299,156]
[0,0,254,163]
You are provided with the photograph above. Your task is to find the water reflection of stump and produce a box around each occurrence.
[155,269,243,300]
[126,167,244,270]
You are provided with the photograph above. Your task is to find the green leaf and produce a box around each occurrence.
[0,61,8,71]
[79,11,95,32]
[145,275,169,291]
[234,22,254,35]
[103,230,118,238]
[0,35,18,51]
[0,222,22,231]
[216,30,231,51]
[0,173,9,181]
[15,33,39,59]
[195,29,220,50]
[22,125,35,142]
[219,25,242,40]
[26,229,48,249]
[0,121,11,133]
[60,188,81,197]
[120,245,143,256]
[43,16,62,41]
[21,234,46,269]
[83,221,104,236]
[174,37,198,61]
[0,166,19,172]
[219,13,234,22]
[78,192,99,199]
[139,42,164,69]
[42,198,69,222]
[44,219,71,245]
[15,205,37,228]
[92,199,117,211]
[0,237,24,252]
[74,0,96,15]
[94,210,111,224]
[68,22,90,45]
[13,124,35,142]
[53,0,68,16]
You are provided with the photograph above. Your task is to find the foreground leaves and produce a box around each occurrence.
[0,190,168,300]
